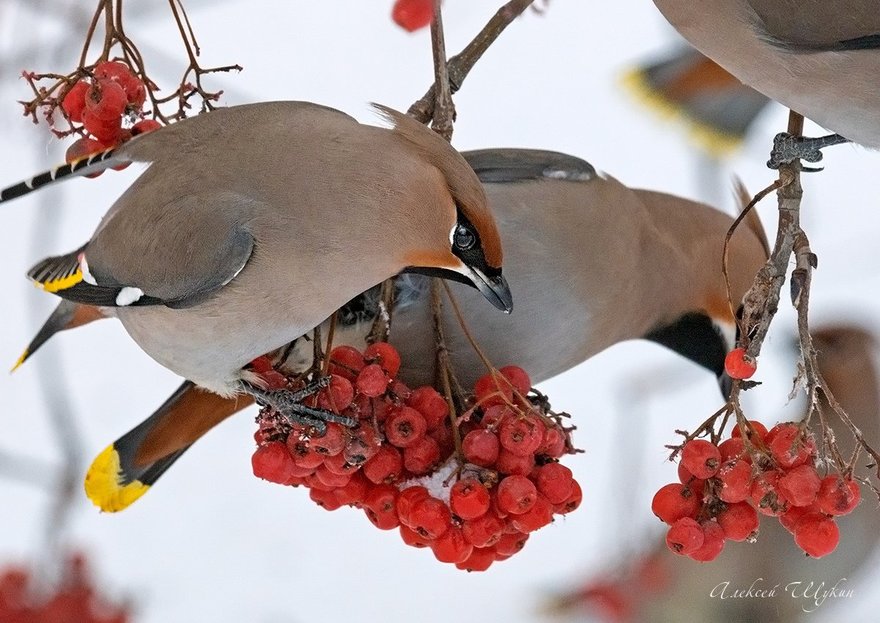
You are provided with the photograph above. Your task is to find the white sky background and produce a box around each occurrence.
[1,1,880,622]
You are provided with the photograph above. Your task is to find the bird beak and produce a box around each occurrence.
[468,267,513,313]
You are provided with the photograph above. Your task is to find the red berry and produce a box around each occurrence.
[328,345,365,380]
[474,372,514,408]
[356,364,389,397]
[61,80,89,123]
[310,422,346,456]
[462,429,501,467]
[403,435,440,474]
[385,406,427,448]
[362,444,403,484]
[406,386,448,429]
[400,525,430,548]
[343,425,382,465]
[251,442,297,484]
[364,484,400,530]
[716,459,752,504]
[496,475,538,515]
[495,531,529,556]
[310,486,343,510]
[498,415,544,457]
[317,375,354,411]
[718,437,748,463]
[288,439,324,469]
[323,451,354,476]
[456,546,495,572]
[391,0,433,32]
[479,404,514,430]
[816,476,861,516]
[315,464,350,489]
[731,420,768,441]
[396,486,430,527]
[555,480,583,515]
[794,513,840,558]
[131,119,162,138]
[717,501,759,541]
[499,365,531,396]
[85,79,127,120]
[724,347,757,380]
[410,496,452,539]
[688,521,726,562]
[778,464,821,507]
[431,526,473,564]
[334,472,369,506]
[65,137,104,165]
[462,513,505,547]
[651,483,700,525]
[533,462,574,504]
[537,426,566,458]
[778,504,819,534]
[450,478,491,520]
[681,439,722,479]
[666,517,704,555]
[511,493,554,533]
[750,470,789,516]
[82,109,123,144]
[364,341,401,377]
[766,423,815,469]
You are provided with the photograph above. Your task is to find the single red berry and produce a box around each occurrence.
[391,0,433,32]
[778,503,819,534]
[309,486,343,511]
[688,521,726,562]
[85,79,127,120]
[511,493,554,533]
[718,437,748,463]
[287,439,324,469]
[334,472,369,506]
[651,483,700,525]
[750,470,789,516]
[328,345,365,380]
[498,415,544,457]
[681,439,722,479]
[343,425,382,465]
[399,525,430,548]
[731,420,768,441]
[495,531,529,556]
[456,546,495,572]
[462,429,501,467]
[496,475,538,515]
[429,424,455,457]
[716,459,753,504]
[410,496,452,539]
[431,526,474,564]
[533,462,574,504]
[724,347,757,380]
[537,426,567,458]
[310,422,346,456]
[403,435,440,474]
[462,513,505,547]
[61,80,89,123]
[479,404,514,430]
[499,365,531,396]
[82,109,123,144]
[362,444,403,484]
[816,476,861,516]
[794,513,840,558]
[450,478,491,520]
[396,486,430,527]
[406,386,448,429]
[766,423,816,469]
[474,372,514,408]
[364,341,401,378]
[555,480,583,515]
[364,484,400,530]
[251,442,297,484]
[356,364,389,398]
[322,451,354,477]
[315,464,350,489]
[389,380,412,401]
[778,464,821,507]
[716,501,759,541]
[317,375,354,412]
[385,406,427,448]
[666,517,704,555]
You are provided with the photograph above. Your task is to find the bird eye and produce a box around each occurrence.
[454,225,476,250]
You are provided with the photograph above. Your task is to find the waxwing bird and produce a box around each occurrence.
[651,0,880,165]
[623,45,771,155]
[3,100,511,430]
[36,148,769,511]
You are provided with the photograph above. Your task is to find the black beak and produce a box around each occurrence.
[470,269,513,313]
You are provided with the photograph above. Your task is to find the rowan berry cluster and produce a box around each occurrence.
[653,421,861,561]
[250,343,581,571]
[0,553,129,622]
[55,61,162,177]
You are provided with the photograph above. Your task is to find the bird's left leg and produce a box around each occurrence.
[767,133,849,170]
[241,377,357,434]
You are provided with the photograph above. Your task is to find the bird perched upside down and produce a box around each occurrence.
[17,149,769,512]
[651,0,880,165]
[2,100,511,432]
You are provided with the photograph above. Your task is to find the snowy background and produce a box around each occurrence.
[1,1,880,621]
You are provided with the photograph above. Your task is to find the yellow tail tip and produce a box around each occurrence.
[10,350,28,373]
[84,444,150,513]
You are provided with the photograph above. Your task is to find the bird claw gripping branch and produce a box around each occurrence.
[767,132,849,170]
[243,376,357,435]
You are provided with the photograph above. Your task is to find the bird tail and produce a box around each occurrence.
[84,381,251,512]
[0,146,128,204]
[621,46,771,156]
[11,301,107,372]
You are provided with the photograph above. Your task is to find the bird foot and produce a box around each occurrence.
[767,133,849,171]
[242,377,356,434]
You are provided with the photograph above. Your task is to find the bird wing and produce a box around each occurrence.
[28,192,255,309]
[462,149,596,184]
[747,0,880,51]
